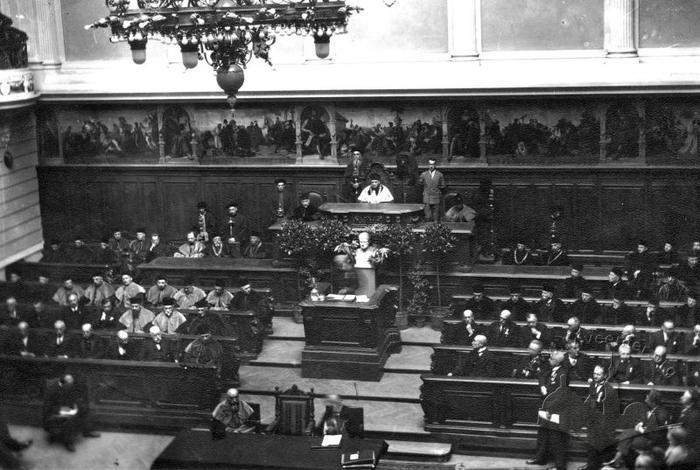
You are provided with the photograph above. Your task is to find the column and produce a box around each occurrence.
[33,0,62,67]
[604,0,637,58]
[448,0,479,60]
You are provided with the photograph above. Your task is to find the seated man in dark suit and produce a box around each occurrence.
[513,339,546,379]
[541,239,569,267]
[105,330,139,361]
[601,294,634,325]
[91,298,120,331]
[463,283,495,319]
[25,300,55,329]
[562,339,590,382]
[0,297,21,327]
[137,325,174,362]
[637,298,666,327]
[499,285,530,321]
[522,313,552,347]
[560,264,589,299]
[674,292,699,328]
[2,321,43,357]
[487,309,520,347]
[605,267,629,301]
[447,334,496,377]
[290,193,321,222]
[211,388,255,438]
[242,231,269,259]
[76,323,106,359]
[563,316,590,350]
[452,309,482,345]
[230,278,262,312]
[570,289,602,324]
[643,345,680,386]
[42,374,100,452]
[315,394,363,439]
[176,300,226,336]
[608,343,642,384]
[606,324,641,353]
[44,320,75,358]
[60,292,91,330]
[535,284,568,323]
[648,319,682,354]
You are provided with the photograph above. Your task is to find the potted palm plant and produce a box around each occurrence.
[420,223,457,330]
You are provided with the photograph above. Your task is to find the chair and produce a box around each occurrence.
[265,385,315,435]
[619,402,647,429]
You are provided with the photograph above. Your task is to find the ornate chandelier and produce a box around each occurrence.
[88,1,361,108]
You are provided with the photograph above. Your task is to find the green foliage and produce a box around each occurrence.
[315,219,353,256]
[277,219,315,259]
[406,261,430,317]
[371,223,419,258]
[421,223,457,261]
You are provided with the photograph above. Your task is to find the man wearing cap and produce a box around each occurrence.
[571,289,602,324]
[138,326,174,362]
[114,273,145,308]
[173,277,206,309]
[108,229,130,255]
[447,334,496,377]
[76,323,106,359]
[93,237,118,266]
[657,267,689,302]
[649,319,681,354]
[152,298,187,334]
[561,264,589,299]
[602,294,633,324]
[231,278,261,312]
[82,274,115,308]
[66,236,94,264]
[146,275,178,307]
[535,284,567,323]
[678,254,700,287]
[500,286,531,322]
[626,239,657,298]
[177,300,227,336]
[463,283,496,319]
[118,294,155,334]
[52,278,85,307]
[194,201,216,243]
[564,316,590,350]
[224,202,249,249]
[145,233,171,262]
[106,330,138,360]
[418,158,445,222]
[271,178,294,221]
[444,195,476,223]
[609,343,642,384]
[505,240,536,266]
[242,232,269,259]
[488,310,520,347]
[542,239,569,267]
[605,267,629,300]
[675,293,699,328]
[128,228,149,267]
[211,388,255,436]
[42,239,67,263]
[522,313,552,347]
[357,174,394,204]
[291,193,321,222]
[343,148,371,184]
[174,231,205,258]
[341,176,363,203]
[206,280,233,310]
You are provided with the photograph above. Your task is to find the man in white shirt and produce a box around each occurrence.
[357,174,394,204]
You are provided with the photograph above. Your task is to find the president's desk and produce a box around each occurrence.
[300,285,402,381]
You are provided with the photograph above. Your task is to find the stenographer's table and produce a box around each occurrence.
[152,430,388,469]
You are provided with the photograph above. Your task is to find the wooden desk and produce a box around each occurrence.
[319,202,424,225]
[153,430,388,469]
[300,285,402,381]
[0,355,218,430]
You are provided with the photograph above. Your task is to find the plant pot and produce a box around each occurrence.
[394,310,409,330]
[412,315,427,328]
[430,306,451,331]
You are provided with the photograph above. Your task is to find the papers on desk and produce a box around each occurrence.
[537,410,560,424]
[341,449,377,468]
[355,295,369,303]
[321,434,342,447]
[326,294,356,302]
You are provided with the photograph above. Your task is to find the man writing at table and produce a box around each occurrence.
[357,174,394,204]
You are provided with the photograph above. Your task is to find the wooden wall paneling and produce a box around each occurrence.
[647,181,694,248]
[141,181,160,235]
[100,181,124,237]
[160,179,200,240]
[502,183,552,249]
[569,184,600,251]
[599,183,647,250]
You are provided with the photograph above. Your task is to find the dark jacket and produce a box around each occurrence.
[105,340,139,361]
[571,299,602,324]
[643,359,681,386]
[463,296,496,320]
[487,320,520,347]
[608,357,642,384]
[562,352,590,382]
[137,338,174,362]
[44,333,76,357]
[535,298,568,323]
[521,322,552,347]
[499,297,531,322]
[648,330,682,354]
[75,335,106,359]
[513,353,546,379]
[450,348,496,377]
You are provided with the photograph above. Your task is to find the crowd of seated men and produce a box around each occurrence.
[0,269,271,372]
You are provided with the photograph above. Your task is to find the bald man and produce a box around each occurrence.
[488,309,520,347]
[211,388,255,438]
[106,330,138,360]
[138,326,174,362]
[43,374,100,452]
[45,320,74,358]
[76,323,105,359]
[644,345,680,386]
[448,334,496,377]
